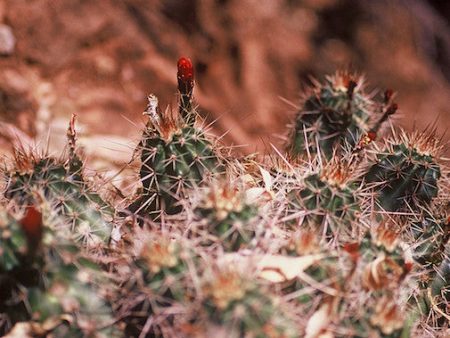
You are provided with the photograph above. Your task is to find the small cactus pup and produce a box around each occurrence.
[198,265,296,337]
[193,178,258,251]
[0,204,118,336]
[366,129,442,212]
[3,115,114,247]
[286,72,396,159]
[116,229,195,337]
[286,158,362,238]
[135,58,224,217]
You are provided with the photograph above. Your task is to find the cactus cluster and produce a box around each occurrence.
[0,58,449,337]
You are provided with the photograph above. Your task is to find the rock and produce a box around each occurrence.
[0,24,15,55]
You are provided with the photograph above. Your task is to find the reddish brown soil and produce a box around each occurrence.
[0,0,449,162]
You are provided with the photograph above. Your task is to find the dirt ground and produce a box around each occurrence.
[0,0,449,170]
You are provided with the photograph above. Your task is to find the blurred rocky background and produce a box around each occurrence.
[1,0,449,172]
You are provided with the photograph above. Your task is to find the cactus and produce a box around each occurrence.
[1,61,450,337]
[366,130,442,212]
[0,205,117,336]
[286,160,361,236]
[3,116,113,246]
[336,224,413,337]
[279,230,343,312]
[193,179,257,251]
[199,266,296,337]
[358,225,412,291]
[429,251,450,324]
[116,230,194,337]
[287,72,396,159]
[132,59,224,218]
[411,213,449,269]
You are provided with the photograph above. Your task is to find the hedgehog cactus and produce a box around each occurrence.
[429,252,450,322]
[280,230,343,313]
[287,160,361,236]
[287,72,396,158]
[358,225,412,291]
[336,225,414,337]
[411,213,449,269]
[134,60,224,217]
[194,179,257,251]
[366,130,442,212]
[3,117,113,246]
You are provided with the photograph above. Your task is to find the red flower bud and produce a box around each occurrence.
[20,206,43,253]
[177,57,194,95]
[367,131,377,142]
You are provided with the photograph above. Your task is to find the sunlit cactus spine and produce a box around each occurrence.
[366,130,442,212]
[3,116,113,246]
[193,179,257,251]
[287,72,395,159]
[134,58,224,218]
[0,205,117,336]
